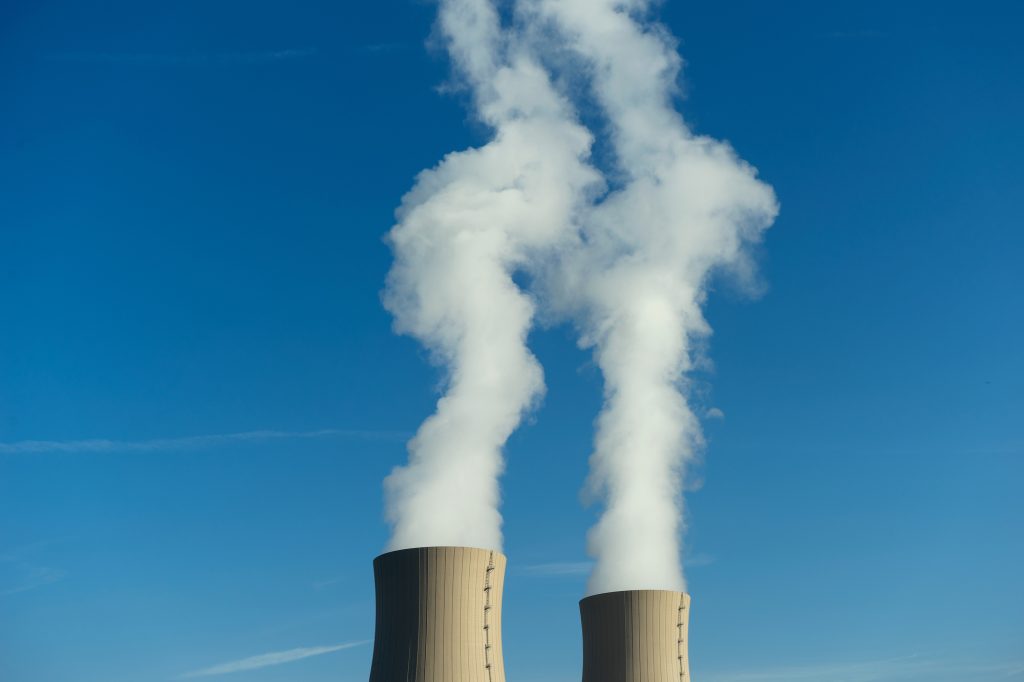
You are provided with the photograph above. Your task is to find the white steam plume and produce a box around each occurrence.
[382,0,600,550]
[527,0,779,594]
[383,0,777,590]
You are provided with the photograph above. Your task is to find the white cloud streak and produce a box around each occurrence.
[0,566,67,597]
[0,428,405,455]
[180,640,370,678]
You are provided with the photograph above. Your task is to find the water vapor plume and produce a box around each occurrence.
[382,0,600,551]
[381,0,777,594]
[527,0,779,594]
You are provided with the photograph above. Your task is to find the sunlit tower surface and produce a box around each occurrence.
[369,546,506,682]
[580,590,692,682]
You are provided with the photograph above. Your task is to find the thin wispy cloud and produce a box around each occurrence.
[180,640,369,678]
[1,540,68,597]
[0,566,67,597]
[0,428,407,455]
[703,655,1024,682]
[43,47,316,66]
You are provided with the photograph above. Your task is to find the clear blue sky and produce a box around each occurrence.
[2,1,1022,681]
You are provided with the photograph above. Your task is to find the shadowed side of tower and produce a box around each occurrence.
[369,546,506,682]
[580,590,691,682]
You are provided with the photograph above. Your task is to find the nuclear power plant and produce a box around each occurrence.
[580,590,691,682]
[369,546,506,682]
[368,547,692,681]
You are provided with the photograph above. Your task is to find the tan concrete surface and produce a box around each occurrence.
[580,590,691,682]
[369,546,506,682]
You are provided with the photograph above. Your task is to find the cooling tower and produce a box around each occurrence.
[369,546,506,682]
[580,590,691,682]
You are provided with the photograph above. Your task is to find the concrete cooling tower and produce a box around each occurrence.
[580,590,692,682]
[369,546,506,682]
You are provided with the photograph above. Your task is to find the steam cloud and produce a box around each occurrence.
[382,0,600,550]
[383,0,778,593]
[530,0,779,594]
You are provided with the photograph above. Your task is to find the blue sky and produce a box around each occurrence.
[1,1,1022,681]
